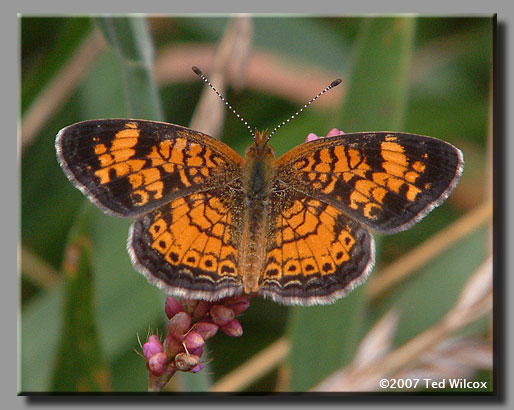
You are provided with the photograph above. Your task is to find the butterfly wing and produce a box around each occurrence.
[276,132,464,233]
[56,119,243,218]
[259,186,374,305]
[128,185,245,300]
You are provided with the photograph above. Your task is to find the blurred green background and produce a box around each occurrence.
[20,15,493,393]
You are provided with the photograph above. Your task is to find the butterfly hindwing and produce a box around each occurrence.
[128,185,245,301]
[259,186,375,305]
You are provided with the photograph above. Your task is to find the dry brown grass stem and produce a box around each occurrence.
[189,16,253,138]
[20,244,60,288]
[315,256,492,391]
[155,44,343,112]
[210,337,290,392]
[21,29,106,152]
[395,337,492,382]
[154,29,472,114]
[367,201,492,300]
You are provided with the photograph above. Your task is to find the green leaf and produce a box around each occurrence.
[182,17,352,73]
[339,17,415,132]
[180,371,212,392]
[50,206,110,392]
[90,210,164,358]
[287,17,416,391]
[287,287,366,391]
[95,16,163,120]
[21,285,63,392]
[22,18,170,392]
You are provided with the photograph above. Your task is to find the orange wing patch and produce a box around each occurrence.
[128,186,244,301]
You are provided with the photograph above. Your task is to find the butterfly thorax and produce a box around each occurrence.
[240,130,276,293]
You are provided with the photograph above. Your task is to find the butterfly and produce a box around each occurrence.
[55,68,463,305]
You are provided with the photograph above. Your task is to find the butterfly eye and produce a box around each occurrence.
[244,145,255,156]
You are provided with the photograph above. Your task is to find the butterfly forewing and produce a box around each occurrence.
[276,132,464,233]
[56,119,243,218]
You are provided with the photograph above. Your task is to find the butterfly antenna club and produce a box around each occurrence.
[267,78,342,141]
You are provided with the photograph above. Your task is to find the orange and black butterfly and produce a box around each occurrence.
[56,69,463,305]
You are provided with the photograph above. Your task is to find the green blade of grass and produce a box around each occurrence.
[375,226,489,348]
[287,17,416,392]
[95,16,163,121]
[50,206,110,392]
[21,43,126,394]
[31,17,170,392]
[338,17,415,132]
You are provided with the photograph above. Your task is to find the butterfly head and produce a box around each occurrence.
[244,129,275,160]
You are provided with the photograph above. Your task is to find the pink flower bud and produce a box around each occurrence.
[306,129,344,143]
[326,128,344,137]
[147,352,168,376]
[306,133,320,142]
[165,297,183,319]
[192,321,219,340]
[164,333,183,358]
[221,319,243,337]
[168,311,192,341]
[192,300,211,320]
[223,296,250,315]
[190,346,204,357]
[190,363,204,373]
[143,335,163,359]
[210,304,234,326]
[183,331,205,352]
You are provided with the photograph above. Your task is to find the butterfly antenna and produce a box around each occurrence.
[192,66,255,139]
[267,78,342,141]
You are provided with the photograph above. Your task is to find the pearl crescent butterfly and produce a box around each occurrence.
[55,77,464,306]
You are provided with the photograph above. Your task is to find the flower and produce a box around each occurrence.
[165,296,183,319]
[142,335,163,359]
[142,295,251,391]
[168,311,192,341]
[209,304,235,326]
[183,331,205,352]
[306,128,344,142]
[221,319,244,337]
[192,321,219,340]
[147,352,167,377]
